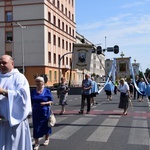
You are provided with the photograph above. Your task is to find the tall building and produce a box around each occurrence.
[0,0,76,86]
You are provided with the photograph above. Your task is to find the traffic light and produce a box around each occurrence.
[114,45,119,54]
[97,46,102,55]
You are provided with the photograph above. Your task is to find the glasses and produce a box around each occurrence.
[0,61,7,65]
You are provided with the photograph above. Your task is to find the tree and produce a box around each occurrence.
[145,68,150,78]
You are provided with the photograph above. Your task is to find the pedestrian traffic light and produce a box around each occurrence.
[114,45,119,54]
[97,46,102,55]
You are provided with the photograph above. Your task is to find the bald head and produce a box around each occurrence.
[0,55,14,74]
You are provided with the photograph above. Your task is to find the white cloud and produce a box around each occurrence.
[121,1,148,8]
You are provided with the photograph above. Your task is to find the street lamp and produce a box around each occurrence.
[58,52,73,84]
[16,22,27,74]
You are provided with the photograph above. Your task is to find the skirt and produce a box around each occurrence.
[118,95,129,110]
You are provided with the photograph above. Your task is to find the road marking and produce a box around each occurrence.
[128,120,150,145]
[87,118,119,142]
[51,117,93,140]
[55,117,68,123]
[133,116,147,119]
[108,115,121,118]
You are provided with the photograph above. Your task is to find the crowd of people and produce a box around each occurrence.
[1,54,150,150]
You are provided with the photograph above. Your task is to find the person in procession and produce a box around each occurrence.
[0,54,32,150]
[104,78,114,101]
[31,76,53,150]
[90,77,98,106]
[114,80,119,95]
[57,77,69,115]
[127,78,134,99]
[134,75,140,100]
[138,77,146,102]
[118,78,130,115]
[146,78,150,101]
[79,74,92,114]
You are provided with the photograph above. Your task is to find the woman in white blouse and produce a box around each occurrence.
[117,78,130,115]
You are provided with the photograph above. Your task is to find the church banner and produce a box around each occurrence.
[72,44,93,70]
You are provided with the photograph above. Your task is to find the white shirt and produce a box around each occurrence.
[118,82,129,95]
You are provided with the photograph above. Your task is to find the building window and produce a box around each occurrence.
[62,39,64,48]
[66,41,68,50]
[49,70,52,82]
[66,57,68,65]
[53,34,56,45]
[62,22,64,30]
[52,0,55,5]
[72,29,74,37]
[58,55,60,63]
[6,32,13,42]
[72,14,74,21]
[69,43,71,51]
[70,58,72,66]
[67,72,69,80]
[53,16,56,25]
[48,32,51,43]
[66,25,68,33]
[6,51,12,57]
[69,11,71,19]
[69,27,71,35]
[58,37,60,47]
[57,0,60,9]
[48,52,51,63]
[54,71,57,81]
[62,57,64,65]
[58,19,60,28]
[65,8,67,16]
[48,12,51,22]
[54,53,56,64]
[61,4,64,13]
[6,11,12,22]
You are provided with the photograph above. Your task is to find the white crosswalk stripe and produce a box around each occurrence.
[128,120,150,145]
[87,118,119,142]
[51,117,93,140]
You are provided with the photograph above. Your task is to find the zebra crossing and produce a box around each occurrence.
[49,109,150,147]
[29,95,150,149]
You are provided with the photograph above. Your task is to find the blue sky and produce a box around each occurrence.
[75,0,150,72]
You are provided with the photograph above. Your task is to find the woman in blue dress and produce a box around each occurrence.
[31,76,53,150]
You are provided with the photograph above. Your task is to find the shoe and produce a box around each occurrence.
[123,112,127,115]
[43,139,49,146]
[78,111,83,114]
[59,111,65,115]
[34,144,39,150]
[86,111,90,114]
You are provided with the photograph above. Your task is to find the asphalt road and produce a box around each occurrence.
[29,90,150,150]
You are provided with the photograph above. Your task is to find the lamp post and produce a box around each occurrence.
[58,52,73,84]
[16,22,27,74]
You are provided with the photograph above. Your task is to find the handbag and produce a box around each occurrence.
[48,110,56,127]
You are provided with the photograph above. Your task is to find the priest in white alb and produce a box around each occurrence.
[0,55,32,150]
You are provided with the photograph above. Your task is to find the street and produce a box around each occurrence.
[29,90,150,150]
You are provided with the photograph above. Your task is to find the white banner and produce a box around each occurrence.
[72,44,93,70]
